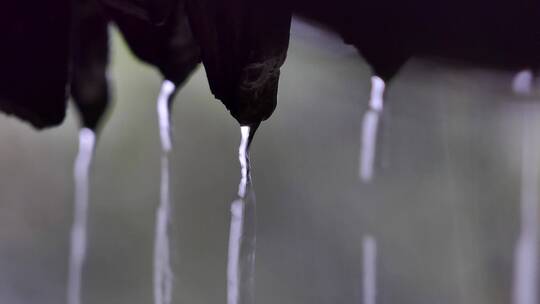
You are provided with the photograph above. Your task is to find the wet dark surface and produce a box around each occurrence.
[0,21,539,303]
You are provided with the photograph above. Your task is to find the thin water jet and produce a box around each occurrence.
[67,128,96,304]
[512,113,539,304]
[153,80,177,304]
[359,110,381,182]
[362,235,377,304]
[227,125,258,304]
[359,77,385,182]
[157,80,177,153]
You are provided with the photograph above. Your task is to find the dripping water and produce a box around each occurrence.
[512,111,539,304]
[67,128,96,304]
[228,125,258,304]
[154,80,177,304]
[360,76,385,182]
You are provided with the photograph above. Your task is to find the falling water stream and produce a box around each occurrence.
[360,110,381,182]
[359,76,382,304]
[154,80,177,304]
[227,125,258,304]
[63,58,538,304]
[67,128,96,304]
[359,76,385,182]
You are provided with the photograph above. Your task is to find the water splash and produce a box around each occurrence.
[228,125,258,304]
[154,80,177,304]
[359,76,385,182]
[67,128,96,304]
[512,114,539,304]
[362,235,377,304]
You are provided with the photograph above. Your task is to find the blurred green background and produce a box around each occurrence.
[0,20,538,304]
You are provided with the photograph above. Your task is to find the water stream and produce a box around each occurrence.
[227,125,258,304]
[359,76,385,182]
[154,80,177,304]
[67,128,96,304]
[359,77,383,304]
[360,110,381,182]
